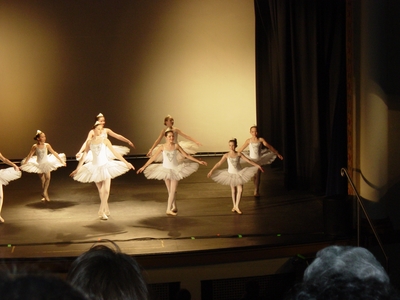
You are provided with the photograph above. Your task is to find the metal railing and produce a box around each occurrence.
[340,168,388,270]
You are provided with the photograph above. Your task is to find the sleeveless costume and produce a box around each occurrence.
[72,139,130,183]
[210,155,258,186]
[245,141,276,165]
[150,129,198,162]
[78,130,130,162]
[21,144,66,174]
[144,147,198,181]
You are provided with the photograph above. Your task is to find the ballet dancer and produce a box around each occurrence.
[237,125,283,197]
[207,138,263,214]
[146,115,201,161]
[70,121,135,220]
[138,129,207,216]
[0,153,21,223]
[76,113,135,161]
[21,130,66,202]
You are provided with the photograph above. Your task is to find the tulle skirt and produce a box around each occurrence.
[21,154,66,174]
[72,161,130,183]
[151,141,198,162]
[243,149,276,166]
[0,167,22,186]
[210,166,258,186]
[144,162,199,181]
[78,145,130,163]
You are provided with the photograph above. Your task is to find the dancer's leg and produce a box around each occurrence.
[234,185,243,214]
[230,185,237,212]
[39,173,45,200]
[165,179,178,215]
[0,185,4,223]
[40,172,51,201]
[253,170,261,197]
[95,178,111,219]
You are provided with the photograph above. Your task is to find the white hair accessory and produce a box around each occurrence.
[36,130,42,135]
[97,113,104,118]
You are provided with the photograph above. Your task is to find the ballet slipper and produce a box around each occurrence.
[166,210,177,216]
[234,208,242,215]
[99,213,108,220]
[0,216,4,223]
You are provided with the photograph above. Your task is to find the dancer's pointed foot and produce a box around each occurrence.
[231,207,235,212]
[0,216,4,223]
[43,192,50,202]
[99,213,108,220]
[166,210,177,216]
[234,208,242,214]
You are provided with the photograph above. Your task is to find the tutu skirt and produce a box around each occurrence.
[21,153,66,174]
[0,167,22,186]
[144,161,199,181]
[78,145,130,163]
[151,141,198,162]
[72,161,130,183]
[210,166,258,186]
[243,149,276,166]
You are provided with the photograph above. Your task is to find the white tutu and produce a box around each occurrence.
[243,149,276,165]
[73,160,130,183]
[78,145,130,163]
[0,167,22,186]
[21,153,66,174]
[144,161,199,181]
[210,166,258,186]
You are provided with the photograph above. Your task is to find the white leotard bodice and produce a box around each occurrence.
[162,149,179,169]
[249,142,262,160]
[36,145,48,163]
[227,156,242,174]
[90,142,108,167]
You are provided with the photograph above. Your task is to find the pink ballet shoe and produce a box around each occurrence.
[166,210,177,216]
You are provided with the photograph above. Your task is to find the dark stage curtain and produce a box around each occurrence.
[254,0,348,196]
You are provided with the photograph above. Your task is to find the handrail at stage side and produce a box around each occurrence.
[340,168,389,271]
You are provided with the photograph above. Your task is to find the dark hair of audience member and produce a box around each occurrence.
[66,242,148,300]
[287,245,400,299]
[0,272,87,300]
[175,288,191,300]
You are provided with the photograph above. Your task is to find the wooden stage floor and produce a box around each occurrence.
[0,156,342,262]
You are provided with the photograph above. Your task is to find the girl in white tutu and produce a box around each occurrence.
[21,130,66,202]
[146,115,202,162]
[138,129,207,216]
[70,122,135,220]
[0,152,21,223]
[237,126,283,197]
[207,138,264,214]
[76,113,135,161]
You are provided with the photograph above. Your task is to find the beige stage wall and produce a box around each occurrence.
[0,0,256,159]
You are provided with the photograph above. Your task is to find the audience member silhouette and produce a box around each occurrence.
[67,242,148,300]
[288,245,400,299]
[175,288,191,300]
